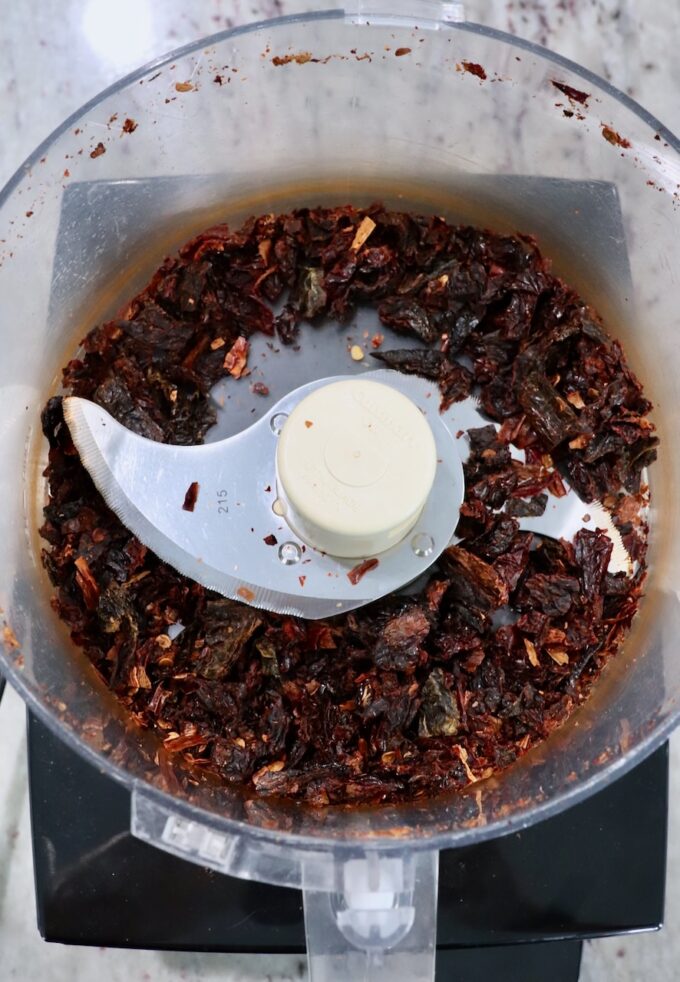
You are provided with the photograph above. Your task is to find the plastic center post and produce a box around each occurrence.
[276,379,437,558]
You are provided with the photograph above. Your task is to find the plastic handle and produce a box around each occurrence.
[303,850,439,981]
[131,791,439,979]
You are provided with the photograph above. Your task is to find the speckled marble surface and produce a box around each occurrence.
[1,2,680,980]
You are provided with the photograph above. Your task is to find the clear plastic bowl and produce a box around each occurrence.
[1,6,679,978]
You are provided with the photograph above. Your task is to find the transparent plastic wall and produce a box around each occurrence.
[0,8,679,980]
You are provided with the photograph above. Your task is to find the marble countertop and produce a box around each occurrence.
[1,0,679,192]
[1,2,679,981]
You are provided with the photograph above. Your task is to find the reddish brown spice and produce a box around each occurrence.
[182,481,200,512]
[40,203,654,806]
[122,117,138,134]
[90,142,106,159]
[395,47,412,57]
[263,534,278,545]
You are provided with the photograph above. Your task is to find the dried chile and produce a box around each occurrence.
[182,481,199,512]
[41,204,654,806]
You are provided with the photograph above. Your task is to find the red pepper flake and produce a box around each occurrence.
[25,211,33,218]
[129,664,152,690]
[182,481,200,512]
[237,586,256,602]
[601,125,631,148]
[459,61,487,80]
[347,557,379,585]
[350,217,376,252]
[251,381,270,396]
[299,575,307,587]
[224,336,249,378]
[214,74,224,85]
[74,556,100,610]
[551,80,590,105]
[304,420,313,428]
[371,333,384,349]
[90,142,106,159]
[263,534,278,545]
[563,109,574,118]
[395,47,412,57]
[523,637,540,667]
[122,117,138,134]
[63,169,70,177]
[272,52,312,66]
[3,624,20,649]
[175,81,194,92]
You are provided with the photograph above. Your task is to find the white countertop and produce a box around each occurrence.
[1,2,679,980]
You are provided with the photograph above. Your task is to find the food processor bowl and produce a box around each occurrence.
[1,5,679,978]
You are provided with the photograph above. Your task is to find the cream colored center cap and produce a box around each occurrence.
[276,379,437,558]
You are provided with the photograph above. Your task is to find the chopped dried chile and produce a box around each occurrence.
[419,668,460,736]
[41,204,653,806]
[347,557,380,585]
[296,267,327,318]
[574,528,613,597]
[182,481,199,512]
[551,80,590,105]
[439,546,509,610]
[372,347,445,379]
[372,347,472,409]
[516,367,581,448]
[519,573,580,616]
[374,605,431,671]
[505,493,548,518]
[190,598,262,680]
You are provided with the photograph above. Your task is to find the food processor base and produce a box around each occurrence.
[28,711,667,981]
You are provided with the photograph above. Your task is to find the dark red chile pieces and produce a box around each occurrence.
[182,481,200,512]
[40,204,654,806]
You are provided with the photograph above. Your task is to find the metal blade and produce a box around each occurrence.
[516,494,631,574]
[63,370,464,619]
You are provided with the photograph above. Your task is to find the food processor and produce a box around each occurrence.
[1,4,679,979]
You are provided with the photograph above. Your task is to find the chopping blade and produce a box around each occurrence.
[63,368,629,620]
